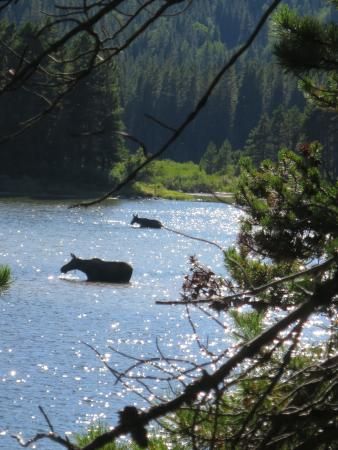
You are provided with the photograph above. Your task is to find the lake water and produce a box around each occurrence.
[0,198,243,449]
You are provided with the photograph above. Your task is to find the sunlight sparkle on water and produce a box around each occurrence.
[1,199,328,449]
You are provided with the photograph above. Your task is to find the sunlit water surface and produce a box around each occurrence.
[0,198,243,449]
[0,198,329,449]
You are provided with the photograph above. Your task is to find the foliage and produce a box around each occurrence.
[110,152,232,196]
[244,106,306,164]
[272,2,338,106]
[110,149,146,190]
[199,139,234,174]
[0,265,11,287]
[142,159,230,193]
[225,246,297,292]
[229,309,264,341]
[132,182,192,200]
[271,1,338,176]
[235,143,337,262]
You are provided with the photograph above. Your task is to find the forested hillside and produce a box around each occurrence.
[118,0,337,169]
[1,0,337,186]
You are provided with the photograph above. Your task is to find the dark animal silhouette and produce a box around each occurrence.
[60,253,133,283]
[130,214,162,229]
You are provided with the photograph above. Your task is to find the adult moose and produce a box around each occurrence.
[60,253,133,283]
[130,214,162,229]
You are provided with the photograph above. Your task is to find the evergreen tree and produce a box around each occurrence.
[244,113,273,163]
[244,106,305,164]
[200,139,233,174]
[0,23,126,186]
[273,1,338,175]
[303,107,338,177]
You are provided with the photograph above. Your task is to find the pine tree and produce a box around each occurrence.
[272,1,338,175]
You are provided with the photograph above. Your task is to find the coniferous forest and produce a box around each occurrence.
[1,0,338,190]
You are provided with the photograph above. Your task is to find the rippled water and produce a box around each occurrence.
[0,198,242,449]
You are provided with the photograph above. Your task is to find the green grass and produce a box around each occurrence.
[132,182,193,200]
[141,159,232,193]
[0,265,11,287]
[110,155,236,200]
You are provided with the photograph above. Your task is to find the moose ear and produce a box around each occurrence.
[70,253,76,259]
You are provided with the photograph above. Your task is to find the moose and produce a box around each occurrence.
[130,214,162,229]
[60,253,133,283]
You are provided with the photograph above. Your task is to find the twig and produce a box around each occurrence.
[162,225,225,252]
[38,406,55,433]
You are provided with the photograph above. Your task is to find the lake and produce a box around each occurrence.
[0,198,243,449]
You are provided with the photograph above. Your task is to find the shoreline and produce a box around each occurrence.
[0,176,235,203]
[0,191,235,203]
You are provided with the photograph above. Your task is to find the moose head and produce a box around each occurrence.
[130,214,138,225]
[60,253,78,273]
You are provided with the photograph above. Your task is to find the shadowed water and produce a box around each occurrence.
[0,198,242,449]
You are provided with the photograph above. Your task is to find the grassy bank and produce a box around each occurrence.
[111,155,236,201]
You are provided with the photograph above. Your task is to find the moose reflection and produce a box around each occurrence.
[130,214,162,229]
[60,253,133,283]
